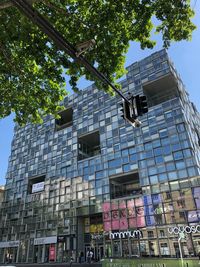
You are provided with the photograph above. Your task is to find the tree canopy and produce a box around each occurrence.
[0,0,196,124]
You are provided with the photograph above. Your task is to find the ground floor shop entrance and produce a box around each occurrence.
[5,247,18,263]
[85,244,104,262]
[1,227,200,263]
[101,228,200,258]
[34,245,44,263]
[0,241,19,263]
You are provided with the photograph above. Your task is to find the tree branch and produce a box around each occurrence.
[0,0,41,10]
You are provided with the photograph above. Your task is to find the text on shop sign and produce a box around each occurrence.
[168,225,200,234]
[91,230,142,240]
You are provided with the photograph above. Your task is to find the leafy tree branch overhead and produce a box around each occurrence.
[0,0,196,124]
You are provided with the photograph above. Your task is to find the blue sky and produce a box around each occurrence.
[0,1,200,185]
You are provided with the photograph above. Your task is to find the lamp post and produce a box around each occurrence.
[178,232,185,267]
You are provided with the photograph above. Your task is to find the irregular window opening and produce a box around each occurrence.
[55,108,73,131]
[109,172,141,199]
[143,73,180,107]
[78,131,101,160]
[27,175,45,194]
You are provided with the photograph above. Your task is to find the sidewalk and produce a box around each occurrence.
[0,262,102,267]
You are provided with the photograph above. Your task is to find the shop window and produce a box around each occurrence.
[160,243,169,256]
[149,241,155,256]
[78,131,101,160]
[55,108,73,131]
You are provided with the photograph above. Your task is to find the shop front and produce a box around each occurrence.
[101,190,200,258]
[57,235,75,262]
[84,216,105,262]
[33,236,57,263]
[89,233,105,261]
[0,240,19,263]
[94,227,200,258]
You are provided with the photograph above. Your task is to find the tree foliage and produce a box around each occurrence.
[0,0,196,124]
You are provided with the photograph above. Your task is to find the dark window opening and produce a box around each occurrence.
[109,172,141,199]
[27,175,45,194]
[148,231,154,238]
[55,108,73,131]
[90,215,102,224]
[179,211,186,218]
[160,230,165,237]
[143,73,180,107]
[166,192,171,199]
[78,131,101,160]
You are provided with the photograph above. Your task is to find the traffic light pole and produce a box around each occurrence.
[11,0,130,104]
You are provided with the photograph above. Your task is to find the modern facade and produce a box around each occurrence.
[0,49,200,263]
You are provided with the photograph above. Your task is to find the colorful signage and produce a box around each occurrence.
[102,189,200,232]
[102,197,146,231]
[91,230,142,240]
[49,245,56,261]
[109,230,142,239]
[168,225,200,234]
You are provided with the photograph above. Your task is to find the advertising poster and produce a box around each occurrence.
[104,221,111,231]
[49,245,56,261]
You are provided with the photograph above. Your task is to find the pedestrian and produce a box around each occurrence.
[89,249,93,263]
[80,251,84,263]
[5,253,9,263]
[86,249,90,263]
[70,251,74,267]
[78,251,81,263]
[9,254,12,263]
[86,249,93,263]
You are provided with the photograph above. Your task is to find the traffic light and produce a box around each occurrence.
[120,100,131,120]
[120,99,141,127]
[135,95,148,116]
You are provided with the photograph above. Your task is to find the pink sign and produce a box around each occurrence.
[112,220,119,230]
[102,202,111,212]
[103,211,111,221]
[104,221,111,231]
[127,208,135,218]
[119,200,126,209]
[135,197,143,207]
[137,216,145,227]
[129,218,137,228]
[120,218,128,229]
[102,199,146,232]
[127,199,135,208]
[111,201,118,210]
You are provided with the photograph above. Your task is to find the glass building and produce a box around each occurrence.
[0,49,200,263]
